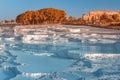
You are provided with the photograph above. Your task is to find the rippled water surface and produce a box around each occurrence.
[0,25,120,80]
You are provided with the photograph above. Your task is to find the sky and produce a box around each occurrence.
[0,0,120,20]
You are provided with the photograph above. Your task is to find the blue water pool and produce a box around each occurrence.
[0,25,120,80]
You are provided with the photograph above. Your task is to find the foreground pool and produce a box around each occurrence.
[0,25,120,80]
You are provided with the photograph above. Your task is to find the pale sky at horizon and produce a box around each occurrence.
[0,0,120,20]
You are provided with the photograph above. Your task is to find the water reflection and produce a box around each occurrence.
[0,26,120,80]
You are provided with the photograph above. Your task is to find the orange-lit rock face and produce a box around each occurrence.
[82,11,120,23]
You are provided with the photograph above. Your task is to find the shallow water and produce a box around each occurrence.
[0,25,120,80]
